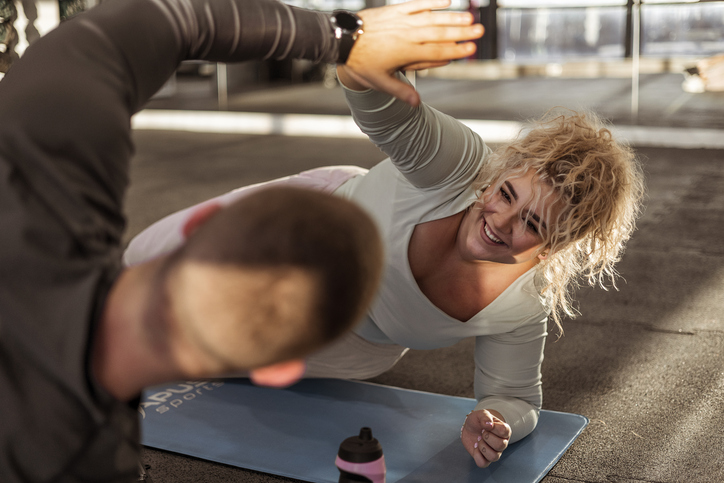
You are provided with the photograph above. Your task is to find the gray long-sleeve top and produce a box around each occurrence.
[335,75,548,443]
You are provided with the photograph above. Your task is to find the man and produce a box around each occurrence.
[0,0,482,480]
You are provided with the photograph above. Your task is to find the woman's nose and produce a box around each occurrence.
[495,210,516,234]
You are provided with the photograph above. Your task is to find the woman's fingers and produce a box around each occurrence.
[469,431,499,467]
[483,428,509,452]
[479,442,502,463]
[460,409,511,467]
[344,0,484,105]
[473,431,507,465]
[403,60,450,71]
[489,419,512,440]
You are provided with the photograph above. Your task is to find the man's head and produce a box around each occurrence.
[154,186,384,383]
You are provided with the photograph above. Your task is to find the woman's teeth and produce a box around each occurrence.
[484,223,504,244]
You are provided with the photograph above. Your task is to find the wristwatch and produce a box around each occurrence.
[330,10,363,65]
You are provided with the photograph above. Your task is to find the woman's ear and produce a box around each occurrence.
[182,203,222,239]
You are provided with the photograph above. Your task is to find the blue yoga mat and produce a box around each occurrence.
[140,379,587,482]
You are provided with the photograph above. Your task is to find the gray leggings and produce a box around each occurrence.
[304,330,409,380]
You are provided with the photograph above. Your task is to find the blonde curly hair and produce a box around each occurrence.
[472,110,645,334]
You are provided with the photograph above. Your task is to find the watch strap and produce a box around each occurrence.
[331,10,363,65]
[337,32,356,65]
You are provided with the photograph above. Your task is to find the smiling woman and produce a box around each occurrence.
[125,70,645,471]
[459,168,555,265]
[471,109,644,332]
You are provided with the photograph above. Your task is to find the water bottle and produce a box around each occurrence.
[335,427,386,483]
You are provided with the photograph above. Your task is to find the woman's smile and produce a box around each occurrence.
[457,168,556,265]
[481,218,505,246]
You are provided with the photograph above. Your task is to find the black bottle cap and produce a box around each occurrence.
[337,427,383,463]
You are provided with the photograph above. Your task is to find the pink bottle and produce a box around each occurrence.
[335,427,386,483]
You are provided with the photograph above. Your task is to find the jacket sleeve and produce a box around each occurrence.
[0,0,340,247]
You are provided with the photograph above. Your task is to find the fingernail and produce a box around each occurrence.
[474,442,478,449]
[477,435,482,442]
[485,421,494,428]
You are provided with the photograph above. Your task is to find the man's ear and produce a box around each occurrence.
[182,202,222,239]
[249,359,307,388]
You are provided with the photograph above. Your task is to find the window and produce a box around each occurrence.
[641,1,724,56]
[498,5,627,61]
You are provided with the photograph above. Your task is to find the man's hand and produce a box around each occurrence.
[460,409,511,468]
[343,0,484,106]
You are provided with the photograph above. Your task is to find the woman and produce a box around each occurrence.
[125,69,644,468]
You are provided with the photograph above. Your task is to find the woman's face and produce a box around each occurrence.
[457,168,555,265]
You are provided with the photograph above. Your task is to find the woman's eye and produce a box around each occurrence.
[500,187,511,202]
[526,220,539,235]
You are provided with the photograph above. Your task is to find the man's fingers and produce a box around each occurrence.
[389,0,455,15]
[361,8,478,31]
[391,10,476,29]
[357,0,456,27]
[408,25,484,44]
[408,40,478,62]
[419,10,476,27]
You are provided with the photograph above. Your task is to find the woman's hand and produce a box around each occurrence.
[460,409,511,468]
[344,0,484,106]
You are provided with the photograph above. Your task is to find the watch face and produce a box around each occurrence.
[334,11,362,32]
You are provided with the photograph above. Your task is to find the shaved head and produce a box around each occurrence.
[158,186,384,373]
